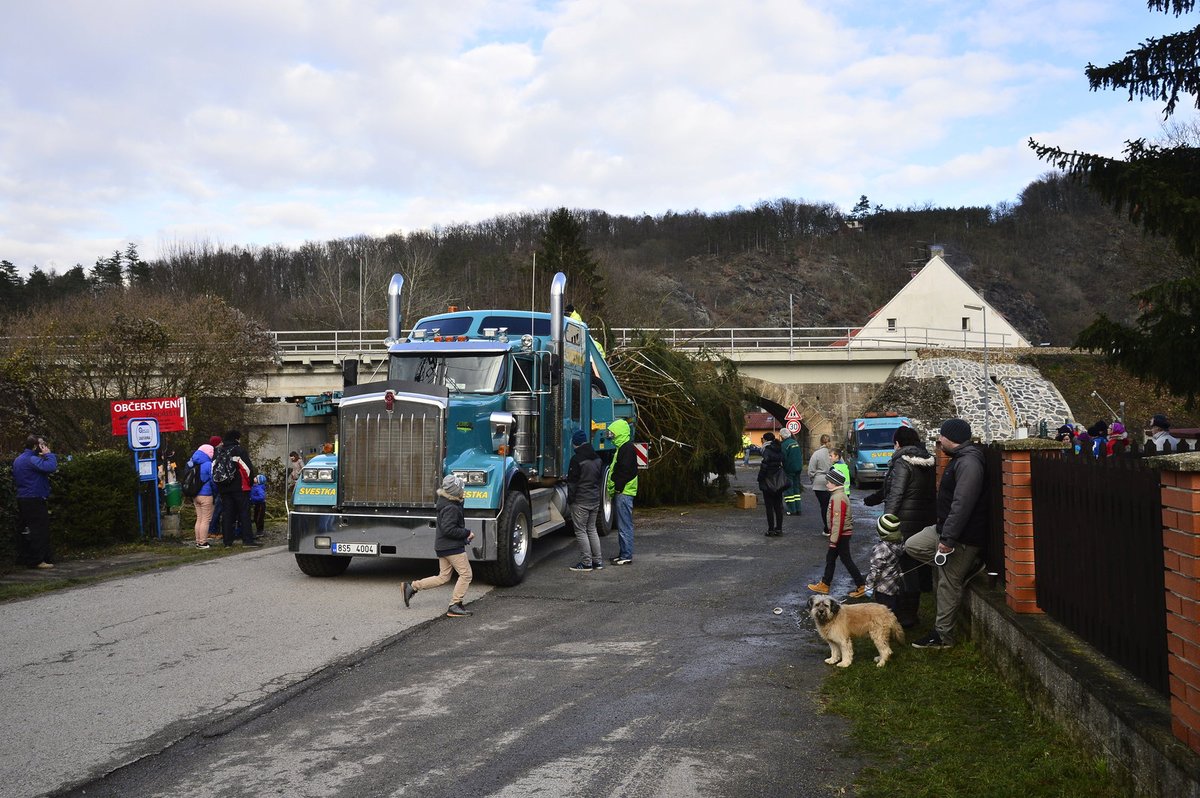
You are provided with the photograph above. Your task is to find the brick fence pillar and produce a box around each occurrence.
[993,439,1064,614]
[1146,452,1200,755]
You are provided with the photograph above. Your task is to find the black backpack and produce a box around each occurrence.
[211,445,238,486]
[180,461,203,498]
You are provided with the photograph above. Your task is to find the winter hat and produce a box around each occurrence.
[939,418,972,445]
[208,435,223,447]
[877,513,902,542]
[1110,421,1126,436]
[441,474,465,499]
[571,429,588,447]
[1151,414,1171,430]
[825,468,846,487]
[198,444,214,459]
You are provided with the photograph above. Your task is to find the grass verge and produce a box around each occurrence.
[820,620,1130,797]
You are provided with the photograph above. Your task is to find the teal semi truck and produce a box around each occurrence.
[287,272,635,586]
[846,414,913,486]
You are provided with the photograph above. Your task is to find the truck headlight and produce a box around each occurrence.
[453,470,488,486]
[302,467,336,482]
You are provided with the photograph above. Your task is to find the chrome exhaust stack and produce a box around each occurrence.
[385,274,405,344]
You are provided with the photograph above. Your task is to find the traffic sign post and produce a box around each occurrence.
[127,418,162,540]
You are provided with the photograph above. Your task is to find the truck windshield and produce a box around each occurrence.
[856,428,899,449]
[388,354,506,394]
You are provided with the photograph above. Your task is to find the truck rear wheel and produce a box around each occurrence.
[295,553,352,577]
[478,491,531,587]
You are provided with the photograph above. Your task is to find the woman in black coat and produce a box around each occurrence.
[864,426,936,626]
[757,433,786,537]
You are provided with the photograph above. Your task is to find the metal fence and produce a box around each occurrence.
[1030,449,1168,696]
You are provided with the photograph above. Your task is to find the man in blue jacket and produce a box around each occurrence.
[12,434,58,569]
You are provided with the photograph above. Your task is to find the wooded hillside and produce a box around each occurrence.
[1,173,1187,346]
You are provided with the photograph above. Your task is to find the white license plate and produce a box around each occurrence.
[332,542,378,555]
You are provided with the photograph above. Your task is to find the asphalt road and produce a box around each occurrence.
[11,469,881,797]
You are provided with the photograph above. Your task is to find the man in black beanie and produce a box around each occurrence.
[904,417,987,648]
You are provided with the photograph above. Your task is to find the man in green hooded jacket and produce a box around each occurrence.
[606,418,638,565]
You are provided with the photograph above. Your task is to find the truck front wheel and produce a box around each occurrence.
[478,491,531,587]
[596,490,613,537]
[295,553,352,577]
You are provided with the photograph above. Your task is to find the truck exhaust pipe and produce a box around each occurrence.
[385,274,405,344]
[550,272,566,347]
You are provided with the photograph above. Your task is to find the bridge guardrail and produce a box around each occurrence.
[263,326,1019,361]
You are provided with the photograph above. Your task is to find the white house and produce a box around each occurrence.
[849,251,1031,349]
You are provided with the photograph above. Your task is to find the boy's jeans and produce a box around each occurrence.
[615,493,634,560]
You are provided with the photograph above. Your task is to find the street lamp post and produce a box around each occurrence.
[964,303,991,442]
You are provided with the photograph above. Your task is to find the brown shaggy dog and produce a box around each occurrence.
[807,595,904,668]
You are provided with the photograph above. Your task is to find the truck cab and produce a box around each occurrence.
[287,272,635,586]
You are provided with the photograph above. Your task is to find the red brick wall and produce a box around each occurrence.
[1001,449,1041,614]
[1161,469,1200,753]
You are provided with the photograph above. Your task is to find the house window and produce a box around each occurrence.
[886,318,897,332]
[961,317,971,331]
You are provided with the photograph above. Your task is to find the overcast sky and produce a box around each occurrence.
[0,0,1188,274]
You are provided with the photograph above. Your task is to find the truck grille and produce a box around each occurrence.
[339,400,444,507]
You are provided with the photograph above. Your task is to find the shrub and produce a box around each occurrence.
[49,450,140,548]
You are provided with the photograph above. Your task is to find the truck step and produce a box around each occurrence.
[532,519,567,539]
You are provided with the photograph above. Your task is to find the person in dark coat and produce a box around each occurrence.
[905,418,988,648]
[566,429,605,571]
[401,474,475,617]
[12,434,58,569]
[757,432,786,537]
[216,429,262,548]
[864,426,936,627]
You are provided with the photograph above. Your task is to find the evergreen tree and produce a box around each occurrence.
[0,260,23,316]
[125,243,152,286]
[848,195,872,221]
[1030,0,1200,404]
[90,251,124,288]
[538,207,605,320]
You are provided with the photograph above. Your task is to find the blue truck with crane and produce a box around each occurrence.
[287,272,635,586]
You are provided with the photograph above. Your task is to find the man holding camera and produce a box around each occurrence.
[13,434,59,569]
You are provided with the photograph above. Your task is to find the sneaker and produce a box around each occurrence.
[34,561,55,570]
[195,541,211,550]
[912,632,952,649]
[244,541,265,548]
[401,581,416,608]
[568,561,593,572]
[848,585,868,599]
[807,581,830,594]
[822,529,830,537]
[446,603,473,617]
[591,561,605,571]
[612,557,632,565]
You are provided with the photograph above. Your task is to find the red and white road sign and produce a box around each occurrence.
[785,420,801,434]
[784,404,801,422]
[635,442,650,469]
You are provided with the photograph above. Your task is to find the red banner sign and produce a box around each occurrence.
[110,397,188,436]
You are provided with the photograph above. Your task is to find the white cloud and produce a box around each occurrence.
[0,0,1185,272]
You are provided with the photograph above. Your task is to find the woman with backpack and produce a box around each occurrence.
[186,443,217,549]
